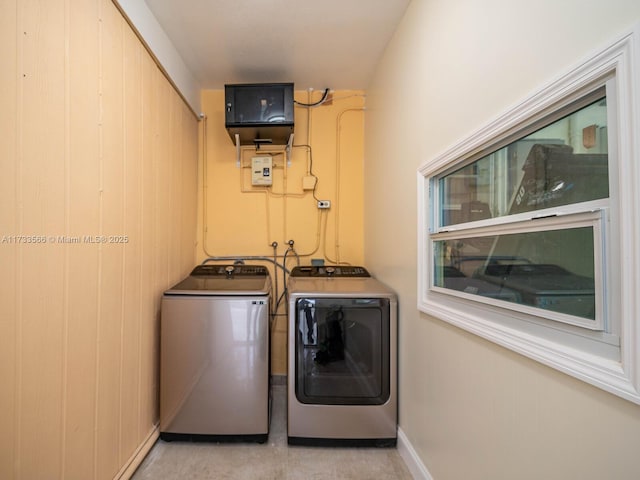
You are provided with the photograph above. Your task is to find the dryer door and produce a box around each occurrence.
[294,297,390,405]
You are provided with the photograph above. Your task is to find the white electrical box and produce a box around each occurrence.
[251,156,273,186]
[302,175,316,191]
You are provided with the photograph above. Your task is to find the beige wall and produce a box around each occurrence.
[365,0,640,479]
[197,89,366,374]
[0,1,199,479]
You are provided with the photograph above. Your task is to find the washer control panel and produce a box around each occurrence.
[290,266,370,277]
[191,265,269,277]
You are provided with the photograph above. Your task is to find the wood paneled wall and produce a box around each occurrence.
[0,1,199,479]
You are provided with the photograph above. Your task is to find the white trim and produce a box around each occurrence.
[417,24,640,404]
[397,427,434,480]
[113,0,201,115]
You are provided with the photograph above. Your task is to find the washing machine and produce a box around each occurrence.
[160,264,271,442]
[287,265,397,446]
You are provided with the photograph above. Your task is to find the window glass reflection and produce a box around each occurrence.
[439,98,608,227]
[434,227,596,320]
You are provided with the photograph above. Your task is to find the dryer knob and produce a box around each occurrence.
[225,266,235,276]
[326,266,336,276]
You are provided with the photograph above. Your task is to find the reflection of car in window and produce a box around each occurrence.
[474,263,596,319]
[441,265,521,302]
[438,255,596,321]
[453,255,530,278]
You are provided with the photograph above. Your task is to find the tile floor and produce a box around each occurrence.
[132,384,413,480]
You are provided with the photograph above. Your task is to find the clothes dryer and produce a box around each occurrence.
[160,264,271,442]
[287,266,397,446]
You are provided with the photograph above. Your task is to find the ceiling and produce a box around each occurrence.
[143,0,411,90]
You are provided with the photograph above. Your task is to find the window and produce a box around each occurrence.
[433,94,608,330]
[418,25,640,404]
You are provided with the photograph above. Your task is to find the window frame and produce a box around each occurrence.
[417,24,640,404]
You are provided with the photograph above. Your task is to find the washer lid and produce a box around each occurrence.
[165,264,271,295]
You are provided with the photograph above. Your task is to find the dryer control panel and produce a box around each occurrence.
[191,265,269,277]
[290,266,370,277]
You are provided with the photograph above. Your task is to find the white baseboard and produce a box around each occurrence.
[397,427,434,480]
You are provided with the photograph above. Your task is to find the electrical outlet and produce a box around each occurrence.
[317,200,331,209]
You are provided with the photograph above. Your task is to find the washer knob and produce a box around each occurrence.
[225,266,235,276]
[325,266,336,276]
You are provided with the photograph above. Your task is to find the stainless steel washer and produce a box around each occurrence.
[160,264,271,442]
[287,266,397,446]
